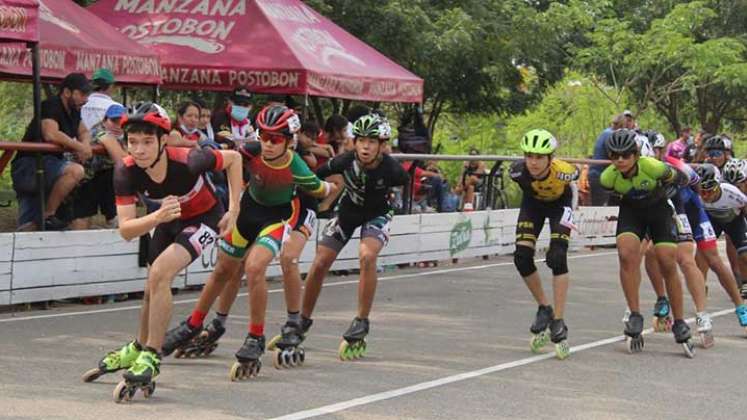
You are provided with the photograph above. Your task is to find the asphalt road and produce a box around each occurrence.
[1,249,745,420]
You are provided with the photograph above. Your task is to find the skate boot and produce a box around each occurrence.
[624,311,645,353]
[735,305,747,335]
[162,319,202,357]
[529,305,554,353]
[82,340,141,383]
[175,318,226,358]
[113,349,160,403]
[339,317,369,361]
[549,319,570,360]
[230,334,265,381]
[272,321,306,369]
[268,316,313,351]
[621,308,631,324]
[652,296,673,332]
[672,319,695,358]
[695,312,714,349]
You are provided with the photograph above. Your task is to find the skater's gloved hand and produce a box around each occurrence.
[218,208,238,238]
[156,196,182,224]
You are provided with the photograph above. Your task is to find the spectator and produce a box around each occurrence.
[589,113,626,205]
[401,160,449,213]
[81,68,121,131]
[578,156,591,206]
[322,114,349,155]
[317,114,350,218]
[297,119,333,170]
[194,98,215,142]
[212,86,256,146]
[70,104,127,229]
[11,72,92,230]
[690,129,710,163]
[623,110,637,129]
[666,127,691,160]
[457,148,488,211]
[169,100,204,147]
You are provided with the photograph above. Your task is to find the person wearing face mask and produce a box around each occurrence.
[169,100,205,147]
[11,72,93,231]
[212,86,256,147]
[70,104,128,230]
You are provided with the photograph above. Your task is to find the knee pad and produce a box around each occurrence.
[545,240,569,276]
[514,245,537,277]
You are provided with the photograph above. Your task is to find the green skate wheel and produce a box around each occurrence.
[338,340,351,361]
[555,341,570,360]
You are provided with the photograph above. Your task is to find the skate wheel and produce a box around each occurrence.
[174,349,185,359]
[288,349,298,367]
[273,349,284,370]
[530,331,549,353]
[82,367,104,383]
[338,340,351,361]
[297,347,305,366]
[555,341,570,360]
[252,361,262,377]
[267,334,281,351]
[699,332,715,349]
[682,341,696,358]
[626,335,644,353]
[142,382,156,399]
[113,381,130,403]
[229,362,244,382]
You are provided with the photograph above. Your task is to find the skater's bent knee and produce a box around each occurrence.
[359,250,377,269]
[514,245,536,277]
[279,253,299,271]
[545,240,568,276]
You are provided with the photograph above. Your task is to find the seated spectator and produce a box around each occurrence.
[81,68,121,131]
[456,148,488,211]
[194,97,215,142]
[71,104,128,229]
[401,160,450,213]
[169,100,204,147]
[11,72,92,230]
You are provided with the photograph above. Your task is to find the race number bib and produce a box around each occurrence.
[188,223,217,255]
[560,206,578,232]
[700,221,717,241]
[675,214,692,235]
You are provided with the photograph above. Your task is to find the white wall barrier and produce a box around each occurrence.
[0,207,619,305]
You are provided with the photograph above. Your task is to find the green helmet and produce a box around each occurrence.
[353,114,390,140]
[521,129,557,154]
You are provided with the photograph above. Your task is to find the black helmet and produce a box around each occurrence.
[606,129,638,156]
[695,163,721,190]
[644,130,666,149]
[703,135,726,151]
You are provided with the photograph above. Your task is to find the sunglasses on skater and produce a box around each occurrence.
[608,151,634,160]
[259,132,288,145]
[707,150,724,158]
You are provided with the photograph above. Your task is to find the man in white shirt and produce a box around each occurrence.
[81,68,122,131]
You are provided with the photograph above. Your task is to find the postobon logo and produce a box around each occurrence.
[449,219,472,256]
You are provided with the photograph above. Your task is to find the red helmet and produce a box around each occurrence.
[121,102,172,132]
[256,104,300,138]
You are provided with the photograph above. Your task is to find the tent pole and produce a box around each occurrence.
[30,42,45,230]
[122,87,128,106]
[153,85,159,103]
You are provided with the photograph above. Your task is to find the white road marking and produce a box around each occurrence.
[0,252,616,323]
[270,308,736,420]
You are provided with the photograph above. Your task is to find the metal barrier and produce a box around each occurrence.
[389,153,611,214]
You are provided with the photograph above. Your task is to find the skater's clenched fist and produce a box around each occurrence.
[156,195,182,223]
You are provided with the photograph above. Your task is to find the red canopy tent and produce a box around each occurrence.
[0,0,160,84]
[89,0,423,102]
[0,0,38,43]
